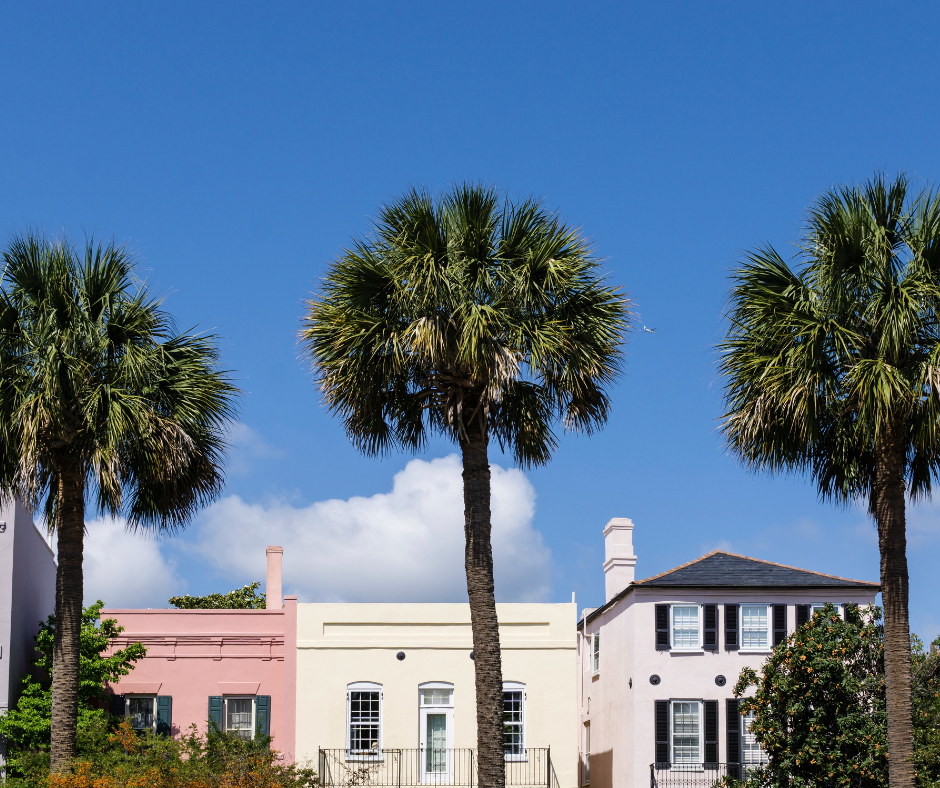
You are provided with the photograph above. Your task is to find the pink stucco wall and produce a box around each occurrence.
[103,598,296,760]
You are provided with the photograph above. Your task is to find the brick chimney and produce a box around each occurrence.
[266,546,283,609]
[603,518,636,602]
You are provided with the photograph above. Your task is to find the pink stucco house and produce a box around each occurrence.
[576,518,880,788]
[103,546,297,760]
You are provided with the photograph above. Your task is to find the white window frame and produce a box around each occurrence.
[809,603,843,620]
[741,709,768,773]
[419,682,454,782]
[125,694,157,732]
[347,681,383,759]
[583,721,591,785]
[670,699,703,769]
[739,604,772,653]
[592,633,600,675]
[503,681,526,762]
[670,604,702,651]
[223,695,256,740]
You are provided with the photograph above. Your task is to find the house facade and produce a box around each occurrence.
[298,601,578,788]
[103,547,297,758]
[0,498,56,715]
[576,518,880,788]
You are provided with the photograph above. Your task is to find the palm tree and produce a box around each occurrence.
[0,233,238,770]
[302,184,629,788]
[718,172,939,788]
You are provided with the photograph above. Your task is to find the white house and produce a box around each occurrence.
[296,602,577,788]
[576,518,880,788]
[0,498,56,717]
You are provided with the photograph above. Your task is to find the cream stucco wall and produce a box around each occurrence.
[296,602,577,786]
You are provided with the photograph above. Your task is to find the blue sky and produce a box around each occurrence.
[2,2,938,641]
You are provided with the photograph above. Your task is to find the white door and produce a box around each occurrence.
[418,685,454,783]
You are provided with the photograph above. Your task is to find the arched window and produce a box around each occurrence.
[347,682,382,756]
[503,681,526,759]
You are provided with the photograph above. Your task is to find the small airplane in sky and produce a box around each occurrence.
[643,326,656,334]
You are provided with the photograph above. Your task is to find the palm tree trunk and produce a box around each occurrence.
[460,419,505,788]
[872,424,914,788]
[49,467,85,772]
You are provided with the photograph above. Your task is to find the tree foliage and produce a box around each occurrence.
[0,602,145,775]
[301,184,631,467]
[733,604,940,788]
[169,581,266,609]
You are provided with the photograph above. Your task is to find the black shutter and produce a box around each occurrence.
[655,700,670,766]
[109,694,125,717]
[726,699,741,779]
[773,604,787,647]
[842,603,860,624]
[704,700,718,766]
[724,604,738,650]
[796,604,809,629]
[703,604,718,651]
[655,605,670,650]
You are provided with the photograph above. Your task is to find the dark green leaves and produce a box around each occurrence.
[302,183,631,466]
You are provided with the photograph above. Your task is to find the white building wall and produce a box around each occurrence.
[578,587,879,788]
[0,499,56,712]
[295,602,578,787]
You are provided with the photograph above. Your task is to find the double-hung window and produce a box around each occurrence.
[740,605,770,651]
[741,710,767,773]
[225,697,255,740]
[671,605,701,650]
[347,682,382,756]
[592,633,600,674]
[127,696,156,732]
[671,700,702,767]
[503,682,526,760]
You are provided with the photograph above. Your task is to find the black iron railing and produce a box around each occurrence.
[319,748,554,788]
[650,763,764,788]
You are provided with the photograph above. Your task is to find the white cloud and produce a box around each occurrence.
[188,454,551,603]
[81,517,184,609]
[225,422,284,476]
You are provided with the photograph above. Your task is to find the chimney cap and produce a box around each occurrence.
[603,517,634,534]
[266,545,284,554]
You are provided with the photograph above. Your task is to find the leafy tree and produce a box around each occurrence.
[912,635,940,787]
[718,173,940,788]
[0,233,238,769]
[734,604,887,788]
[169,581,267,609]
[0,601,145,777]
[301,184,629,788]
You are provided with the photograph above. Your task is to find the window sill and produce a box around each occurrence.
[738,650,773,655]
[345,753,385,762]
[669,649,705,654]
[505,755,528,763]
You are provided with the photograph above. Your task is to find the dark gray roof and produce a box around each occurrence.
[578,551,879,629]
[635,551,881,589]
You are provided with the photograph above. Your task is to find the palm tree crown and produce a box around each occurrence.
[302,185,629,465]
[0,232,238,770]
[718,172,935,788]
[0,233,236,527]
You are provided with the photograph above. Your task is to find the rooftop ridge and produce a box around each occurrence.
[635,549,878,587]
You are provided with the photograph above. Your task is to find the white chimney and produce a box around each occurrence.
[603,518,636,602]
[266,546,283,609]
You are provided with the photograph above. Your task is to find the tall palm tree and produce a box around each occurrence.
[718,173,938,788]
[0,233,238,770]
[302,184,629,788]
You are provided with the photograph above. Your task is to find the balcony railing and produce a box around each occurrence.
[319,748,556,788]
[650,763,764,788]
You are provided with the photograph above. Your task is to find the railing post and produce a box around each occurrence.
[546,747,551,788]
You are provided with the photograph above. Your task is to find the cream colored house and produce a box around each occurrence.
[295,602,577,788]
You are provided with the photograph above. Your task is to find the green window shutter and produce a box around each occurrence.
[704,700,718,766]
[208,696,224,732]
[726,699,741,779]
[655,605,670,650]
[156,696,172,736]
[703,604,718,651]
[255,695,271,740]
[109,694,126,717]
[796,604,809,629]
[773,604,787,647]
[724,604,739,650]
[654,700,670,766]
